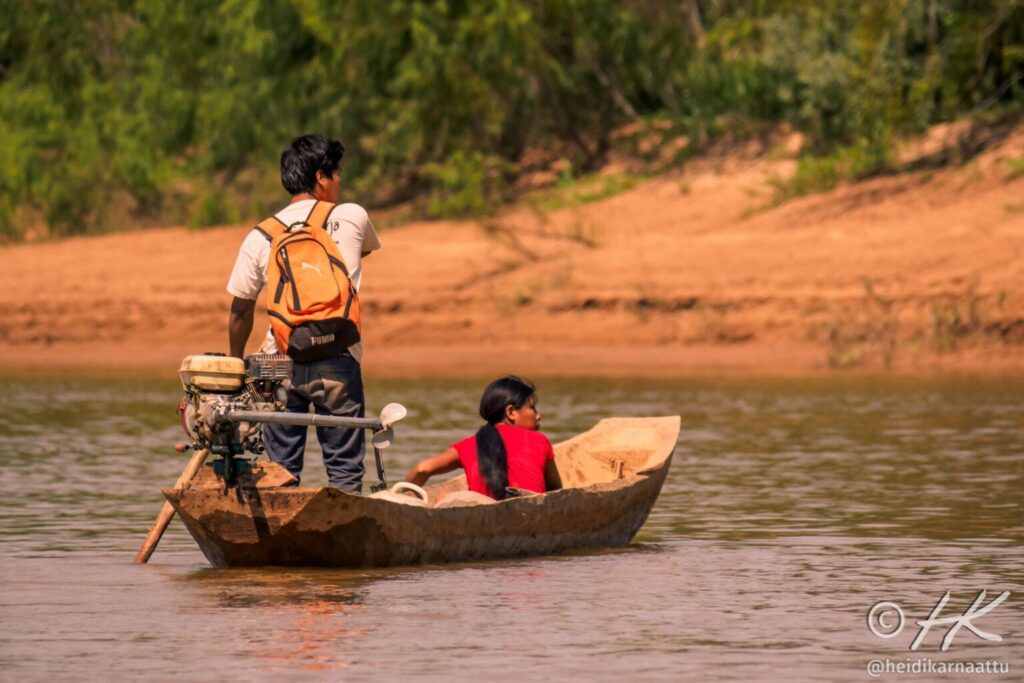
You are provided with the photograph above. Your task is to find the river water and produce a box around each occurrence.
[0,374,1020,681]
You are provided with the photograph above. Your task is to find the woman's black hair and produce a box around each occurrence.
[474,375,536,500]
[280,134,345,195]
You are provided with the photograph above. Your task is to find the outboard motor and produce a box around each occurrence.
[176,353,405,489]
[177,353,293,482]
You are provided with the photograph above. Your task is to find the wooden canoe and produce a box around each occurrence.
[164,416,680,568]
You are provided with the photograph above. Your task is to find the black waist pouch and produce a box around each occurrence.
[287,318,360,363]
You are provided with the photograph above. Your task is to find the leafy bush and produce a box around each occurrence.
[0,0,1021,239]
[423,151,513,218]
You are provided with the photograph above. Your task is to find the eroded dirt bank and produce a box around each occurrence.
[2,125,1023,379]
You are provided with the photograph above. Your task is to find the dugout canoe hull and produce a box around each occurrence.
[163,416,680,568]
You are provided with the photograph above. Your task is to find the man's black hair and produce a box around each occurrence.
[280,134,345,195]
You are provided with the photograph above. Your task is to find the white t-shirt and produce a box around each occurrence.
[227,200,381,359]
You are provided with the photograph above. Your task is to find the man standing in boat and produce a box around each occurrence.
[226,134,381,490]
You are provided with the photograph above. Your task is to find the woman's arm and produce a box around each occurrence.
[544,460,563,491]
[405,447,462,487]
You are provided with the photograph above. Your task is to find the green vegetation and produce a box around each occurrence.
[773,138,894,201]
[1006,154,1024,180]
[531,167,646,212]
[1,0,1022,240]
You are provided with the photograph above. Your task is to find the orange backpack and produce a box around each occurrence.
[254,201,361,362]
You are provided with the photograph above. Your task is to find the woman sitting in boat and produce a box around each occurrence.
[404,375,562,499]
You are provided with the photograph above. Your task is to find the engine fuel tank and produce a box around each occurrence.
[179,354,245,392]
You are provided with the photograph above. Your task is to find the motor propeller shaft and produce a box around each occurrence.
[217,402,408,447]
[222,409,385,431]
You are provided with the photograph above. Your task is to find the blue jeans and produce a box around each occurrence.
[262,354,365,491]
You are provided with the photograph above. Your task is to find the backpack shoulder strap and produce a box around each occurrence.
[254,215,287,242]
[307,200,337,232]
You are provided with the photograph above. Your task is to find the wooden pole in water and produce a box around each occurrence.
[133,448,208,564]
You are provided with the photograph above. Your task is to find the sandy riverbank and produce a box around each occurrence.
[2,123,1023,379]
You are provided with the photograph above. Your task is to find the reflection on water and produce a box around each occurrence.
[181,568,372,672]
[0,374,1021,680]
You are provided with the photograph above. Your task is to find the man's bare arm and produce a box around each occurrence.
[228,297,257,358]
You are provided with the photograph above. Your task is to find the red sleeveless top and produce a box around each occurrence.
[451,424,555,498]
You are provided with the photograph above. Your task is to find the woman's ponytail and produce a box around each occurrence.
[474,423,509,500]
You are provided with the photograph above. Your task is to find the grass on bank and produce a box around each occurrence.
[1006,155,1024,180]
[530,168,648,213]
[822,276,1021,369]
[770,104,1024,205]
[771,138,894,202]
